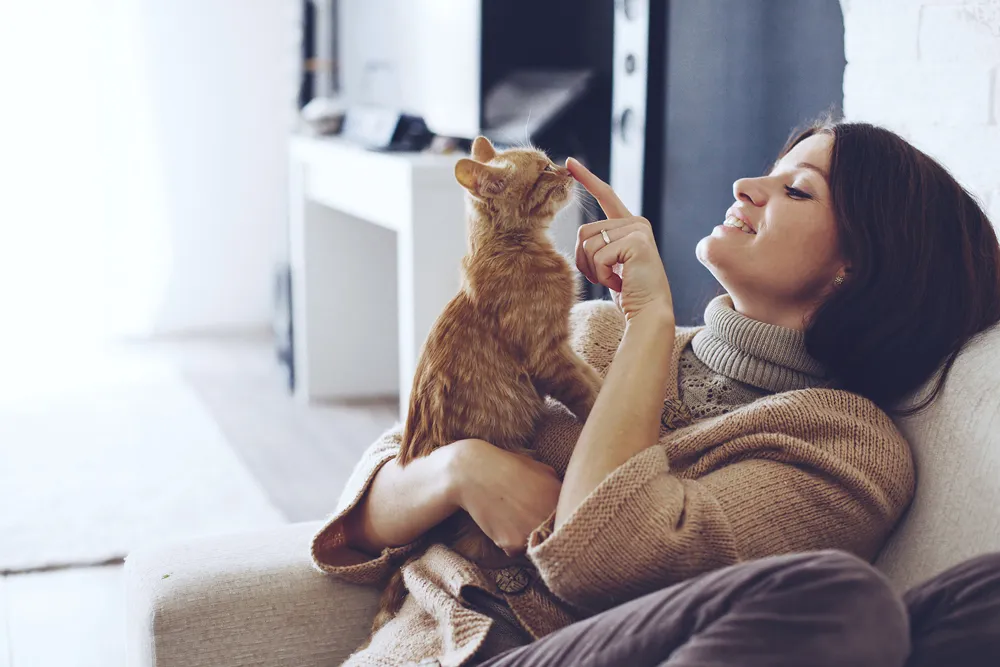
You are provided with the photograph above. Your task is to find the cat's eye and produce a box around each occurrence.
[543,164,557,173]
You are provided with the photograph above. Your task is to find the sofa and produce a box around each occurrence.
[124,324,1000,667]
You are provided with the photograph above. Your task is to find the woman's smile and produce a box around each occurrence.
[721,215,756,234]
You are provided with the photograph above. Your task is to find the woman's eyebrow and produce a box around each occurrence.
[797,161,829,182]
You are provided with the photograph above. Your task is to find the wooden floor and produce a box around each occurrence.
[174,336,398,522]
[0,335,398,666]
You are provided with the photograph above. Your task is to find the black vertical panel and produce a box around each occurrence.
[298,1,316,109]
[656,0,845,325]
[641,0,668,224]
[480,0,613,181]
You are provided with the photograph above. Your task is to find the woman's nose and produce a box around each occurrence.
[733,177,766,207]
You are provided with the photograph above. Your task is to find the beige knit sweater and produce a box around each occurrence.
[312,298,915,667]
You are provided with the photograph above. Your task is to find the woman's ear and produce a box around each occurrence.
[455,159,505,197]
[471,135,497,162]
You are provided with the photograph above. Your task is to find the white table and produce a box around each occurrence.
[288,136,468,418]
[288,136,583,419]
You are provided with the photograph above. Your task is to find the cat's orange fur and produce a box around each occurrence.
[370,136,602,636]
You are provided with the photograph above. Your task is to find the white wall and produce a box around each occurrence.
[100,0,300,336]
[1,1,299,344]
[0,1,135,353]
[841,0,1000,228]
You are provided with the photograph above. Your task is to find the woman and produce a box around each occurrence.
[312,121,1000,666]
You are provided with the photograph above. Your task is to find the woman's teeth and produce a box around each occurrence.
[723,215,755,234]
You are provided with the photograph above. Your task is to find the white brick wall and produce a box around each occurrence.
[841,0,1000,227]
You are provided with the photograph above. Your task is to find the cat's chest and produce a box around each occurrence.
[519,268,576,319]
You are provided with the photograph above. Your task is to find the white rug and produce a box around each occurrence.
[0,351,284,573]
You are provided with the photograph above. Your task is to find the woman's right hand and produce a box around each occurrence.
[568,158,675,325]
[447,438,562,557]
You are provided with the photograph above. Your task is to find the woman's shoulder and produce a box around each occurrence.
[760,386,899,430]
[722,387,914,505]
[746,387,912,468]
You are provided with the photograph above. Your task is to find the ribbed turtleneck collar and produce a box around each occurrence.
[690,295,827,392]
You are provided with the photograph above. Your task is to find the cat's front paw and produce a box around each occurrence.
[588,372,604,398]
[571,383,601,422]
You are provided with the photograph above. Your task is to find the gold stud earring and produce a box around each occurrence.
[833,275,845,286]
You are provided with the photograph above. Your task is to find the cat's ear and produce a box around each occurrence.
[471,135,497,162]
[455,158,505,197]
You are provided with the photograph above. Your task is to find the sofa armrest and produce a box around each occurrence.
[125,521,378,667]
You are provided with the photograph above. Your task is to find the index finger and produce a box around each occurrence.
[566,157,632,219]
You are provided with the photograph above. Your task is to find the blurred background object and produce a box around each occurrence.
[329,0,612,175]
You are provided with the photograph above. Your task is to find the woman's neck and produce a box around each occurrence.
[727,293,812,331]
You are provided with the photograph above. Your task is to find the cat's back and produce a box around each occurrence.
[421,288,486,350]
[405,288,543,452]
[415,287,517,385]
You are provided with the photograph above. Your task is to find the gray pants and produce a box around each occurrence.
[476,550,1000,667]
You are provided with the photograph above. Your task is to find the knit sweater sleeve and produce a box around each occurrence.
[525,393,914,613]
[310,426,418,584]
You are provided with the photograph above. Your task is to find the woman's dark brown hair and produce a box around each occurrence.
[780,120,1000,414]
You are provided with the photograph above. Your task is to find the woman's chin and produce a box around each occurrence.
[697,233,742,279]
[698,227,754,262]
[695,235,711,264]
[696,233,726,267]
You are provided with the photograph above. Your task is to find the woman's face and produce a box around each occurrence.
[696,133,846,329]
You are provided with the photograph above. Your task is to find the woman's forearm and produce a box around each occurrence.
[342,446,459,554]
[555,310,675,529]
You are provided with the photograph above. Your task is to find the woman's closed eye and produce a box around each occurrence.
[784,185,813,200]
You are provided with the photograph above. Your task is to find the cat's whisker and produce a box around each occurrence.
[512,137,533,152]
[576,201,600,224]
[569,186,601,222]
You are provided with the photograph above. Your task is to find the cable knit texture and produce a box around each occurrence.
[311,298,915,667]
[691,295,827,391]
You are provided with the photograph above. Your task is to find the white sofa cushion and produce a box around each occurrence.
[876,324,1000,590]
[125,521,378,667]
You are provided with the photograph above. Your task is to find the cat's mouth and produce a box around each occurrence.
[556,177,575,200]
[528,181,573,218]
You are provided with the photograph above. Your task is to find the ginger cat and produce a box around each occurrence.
[370,136,602,635]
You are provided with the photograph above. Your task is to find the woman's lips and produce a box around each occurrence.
[724,207,756,233]
[722,214,756,234]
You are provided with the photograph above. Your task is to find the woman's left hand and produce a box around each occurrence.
[568,158,675,324]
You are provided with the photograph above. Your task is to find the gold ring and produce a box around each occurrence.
[601,229,611,245]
